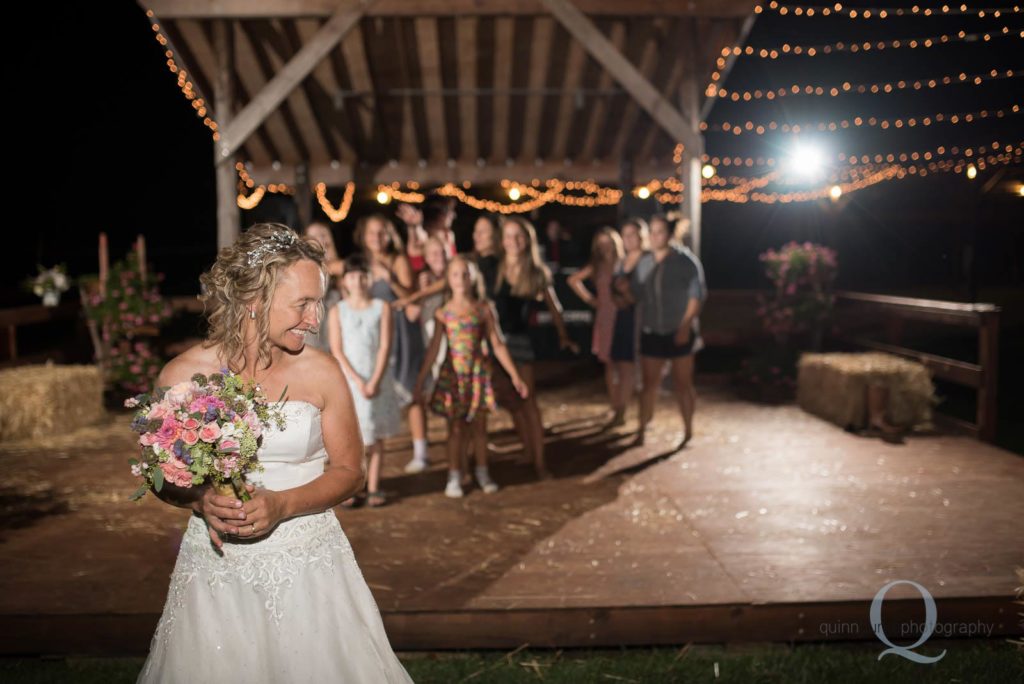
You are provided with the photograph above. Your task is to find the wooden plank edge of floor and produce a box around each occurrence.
[0,596,1015,655]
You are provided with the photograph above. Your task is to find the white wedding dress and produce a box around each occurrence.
[138,401,413,683]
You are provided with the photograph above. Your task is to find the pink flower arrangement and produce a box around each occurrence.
[126,370,285,502]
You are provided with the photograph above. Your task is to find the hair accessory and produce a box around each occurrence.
[246,230,297,268]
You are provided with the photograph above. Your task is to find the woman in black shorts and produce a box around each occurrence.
[631,215,706,448]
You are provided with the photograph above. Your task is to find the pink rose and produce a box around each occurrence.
[181,417,200,430]
[160,458,193,487]
[147,403,170,421]
[242,411,262,438]
[218,438,240,453]
[215,456,239,477]
[181,429,199,446]
[139,432,157,447]
[165,381,199,406]
[156,417,182,450]
[198,423,221,443]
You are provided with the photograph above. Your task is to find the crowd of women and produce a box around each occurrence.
[301,198,707,506]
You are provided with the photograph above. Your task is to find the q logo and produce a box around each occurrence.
[870,579,947,664]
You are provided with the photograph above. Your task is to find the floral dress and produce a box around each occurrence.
[429,305,496,423]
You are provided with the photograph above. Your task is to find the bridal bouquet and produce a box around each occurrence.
[127,371,286,502]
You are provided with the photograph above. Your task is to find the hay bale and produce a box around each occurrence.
[0,363,104,442]
[797,352,935,431]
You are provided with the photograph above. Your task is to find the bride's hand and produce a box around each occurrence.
[235,485,285,538]
[192,487,247,549]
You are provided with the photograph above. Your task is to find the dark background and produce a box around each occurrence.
[4,1,1023,448]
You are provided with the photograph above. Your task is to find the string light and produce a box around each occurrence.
[316,182,355,222]
[709,68,1018,101]
[966,163,978,179]
[636,186,651,199]
[704,103,1021,136]
[376,190,391,204]
[715,27,1021,64]
[702,164,717,179]
[377,184,426,203]
[759,3,1021,18]
[146,11,219,140]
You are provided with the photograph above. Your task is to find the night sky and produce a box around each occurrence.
[5,1,1022,305]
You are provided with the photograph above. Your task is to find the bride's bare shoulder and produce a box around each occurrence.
[156,343,221,387]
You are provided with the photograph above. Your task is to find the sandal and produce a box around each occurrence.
[366,491,387,507]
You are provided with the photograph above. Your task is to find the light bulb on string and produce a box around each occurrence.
[701,164,717,179]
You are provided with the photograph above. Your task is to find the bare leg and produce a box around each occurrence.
[615,360,635,424]
[472,414,489,468]
[408,402,426,442]
[604,362,622,414]
[638,356,665,445]
[447,420,465,471]
[670,354,696,448]
[366,441,383,493]
[516,364,548,478]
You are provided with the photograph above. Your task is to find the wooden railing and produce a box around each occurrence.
[0,303,81,366]
[832,291,1000,442]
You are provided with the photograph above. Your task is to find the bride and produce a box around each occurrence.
[138,224,412,683]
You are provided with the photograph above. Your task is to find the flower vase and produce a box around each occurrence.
[42,290,60,307]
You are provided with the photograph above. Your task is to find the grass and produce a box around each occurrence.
[2,642,1021,683]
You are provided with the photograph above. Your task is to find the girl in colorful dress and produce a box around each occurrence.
[567,226,626,425]
[327,254,401,507]
[414,256,528,498]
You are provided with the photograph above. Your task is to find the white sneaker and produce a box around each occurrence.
[404,458,428,474]
[445,479,464,498]
[475,468,499,494]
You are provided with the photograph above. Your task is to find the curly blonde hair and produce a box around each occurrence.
[199,223,327,371]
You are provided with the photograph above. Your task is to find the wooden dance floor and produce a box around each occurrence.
[1,364,1020,653]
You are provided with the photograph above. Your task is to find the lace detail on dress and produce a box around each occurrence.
[154,512,353,643]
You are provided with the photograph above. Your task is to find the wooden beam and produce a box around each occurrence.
[490,17,515,163]
[541,0,700,154]
[519,17,555,162]
[335,23,376,153]
[236,21,312,161]
[678,18,703,256]
[214,0,372,165]
[415,17,449,162]
[246,160,681,186]
[212,20,241,249]
[609,19,660,161]
[577,20,627,163]
[229,19,301,162]
[548,37,587,162]
[147,1,757,19]
[172,20,272,164]
[455,17,479,161]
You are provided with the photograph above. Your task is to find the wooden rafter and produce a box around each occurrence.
[519,17,555,162]
[489,17,515,163]
[455,17,479,161]
[415,17,448,161]
[542,0,701,154]
[213,0,371,165]
[148,1,756,19]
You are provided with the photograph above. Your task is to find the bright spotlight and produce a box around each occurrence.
[1018,184,1024,197]
[701,164,716,179]
[965,164,977,180]
[829,185,842,201]
[376,190,391,204]
[787,143,825,180]
[508,186,521,201]
[637,186,651,199]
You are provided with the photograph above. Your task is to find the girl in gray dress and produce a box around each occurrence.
[353,214,428,467]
